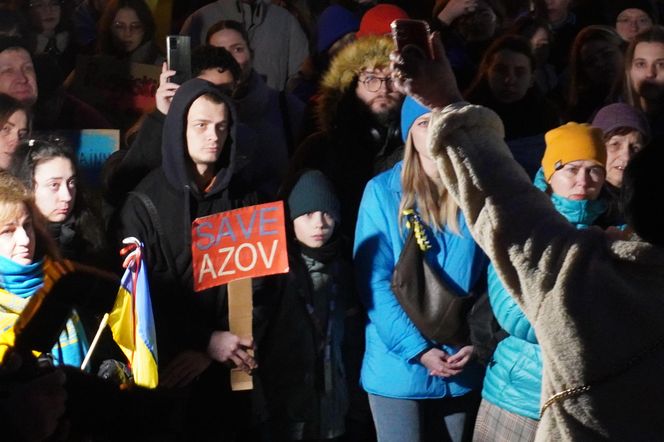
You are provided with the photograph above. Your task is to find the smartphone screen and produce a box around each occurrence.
[166,35,192,84]
[390,19,433,59]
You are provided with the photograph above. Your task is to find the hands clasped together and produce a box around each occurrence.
[420,345,474,378]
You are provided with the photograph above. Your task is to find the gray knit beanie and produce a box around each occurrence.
[287,170,341,222]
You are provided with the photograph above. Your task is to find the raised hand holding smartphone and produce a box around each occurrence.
[166,35,192,84]
[390,19,434,60]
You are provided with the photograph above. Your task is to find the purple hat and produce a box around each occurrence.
[591,103,651,141]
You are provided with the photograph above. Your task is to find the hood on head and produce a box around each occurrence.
[316,35,394,131]
[162,78,237,196]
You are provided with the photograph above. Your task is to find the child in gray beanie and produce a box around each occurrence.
[259,169,359,441]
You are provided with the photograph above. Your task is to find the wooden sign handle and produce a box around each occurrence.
[227,278,253,391]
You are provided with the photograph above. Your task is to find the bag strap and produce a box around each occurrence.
[404,209,487,297]
[128,191,177,273]
[540,334,664,417]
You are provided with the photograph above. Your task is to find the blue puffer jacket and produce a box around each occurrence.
[482,168,607,419]
[353,162,487,399]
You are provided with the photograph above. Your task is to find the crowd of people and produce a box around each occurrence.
[0,0,663,441]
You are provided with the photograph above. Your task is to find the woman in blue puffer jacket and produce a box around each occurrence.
[473,122,611,442]
[354,97,487,442]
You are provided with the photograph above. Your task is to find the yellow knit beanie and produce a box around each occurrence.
[542,123,607,181]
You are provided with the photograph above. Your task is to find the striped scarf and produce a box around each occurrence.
[0,256,89,367]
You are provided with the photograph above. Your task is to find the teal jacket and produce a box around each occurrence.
[481,168,607,419]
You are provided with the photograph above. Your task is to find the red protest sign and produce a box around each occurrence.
[191,201,289,291]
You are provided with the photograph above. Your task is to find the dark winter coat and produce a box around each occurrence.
[115,79,266,365]
[259,239,355,440]
[114,79,276,440]
[105,107,256,207]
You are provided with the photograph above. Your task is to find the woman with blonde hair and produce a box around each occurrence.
[0,171,89,367]
[354,96,487,442]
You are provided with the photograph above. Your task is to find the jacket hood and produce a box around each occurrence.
[316,35,394,131]
[162,78,237,197]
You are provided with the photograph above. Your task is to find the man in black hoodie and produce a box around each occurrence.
[103,44,247,207]
[115,78,265,440]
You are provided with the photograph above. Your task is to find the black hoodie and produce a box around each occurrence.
[116,79,260,365]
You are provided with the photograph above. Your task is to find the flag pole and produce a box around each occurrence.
[81,313,110,371]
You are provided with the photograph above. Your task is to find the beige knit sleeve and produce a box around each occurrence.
[428,103,581,323]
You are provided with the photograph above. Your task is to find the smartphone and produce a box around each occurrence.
[390,19,433,59]
[166,35,192,84]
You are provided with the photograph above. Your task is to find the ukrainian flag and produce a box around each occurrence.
[108,252,158,388]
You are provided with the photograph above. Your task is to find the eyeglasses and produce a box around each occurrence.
[28,0,62,8]
[359,75,394,92]
[112,22,145,34]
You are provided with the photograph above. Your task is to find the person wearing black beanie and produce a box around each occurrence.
[287,169,341,224]
[259,169,361,441]
[612,0,658,41]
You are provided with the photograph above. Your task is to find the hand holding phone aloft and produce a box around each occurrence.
[156,62,179,115]
[390,31,463,111]
[390,19,434,60]
[166,35,191,85]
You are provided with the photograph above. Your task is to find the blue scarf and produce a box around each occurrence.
[0,255,89,367]
[0,255,44,298]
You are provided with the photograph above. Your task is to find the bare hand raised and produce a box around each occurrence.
[437,0,478,25]
[390,32,463,111]
[156,62,179,115]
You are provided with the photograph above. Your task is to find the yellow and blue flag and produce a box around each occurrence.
[108,244,158,388]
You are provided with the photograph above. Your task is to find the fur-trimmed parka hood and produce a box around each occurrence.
[316,35,395,132]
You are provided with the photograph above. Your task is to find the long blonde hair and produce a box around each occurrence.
[398,130,460,234]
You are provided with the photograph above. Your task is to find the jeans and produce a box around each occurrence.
[368,391,480,442]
